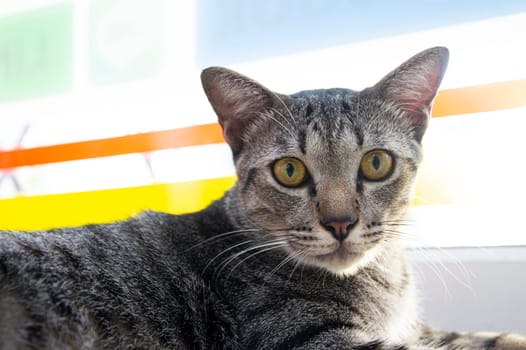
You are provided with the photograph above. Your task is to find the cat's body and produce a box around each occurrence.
[1,47,525,349]
[0,202,411,349]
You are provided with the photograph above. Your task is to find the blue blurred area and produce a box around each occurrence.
[196,0,526,66]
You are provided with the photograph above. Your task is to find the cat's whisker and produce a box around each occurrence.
[213,238,292,282]
[433,245,476,281]
[380,221,416,230]
[191,223,298,276]
[382,218,416,222]
[380,221,415,227]
[218,241,286,281]
[241,217,298,237]
[270,92,297,128]
[255,110,295,139]
[313,265,325,286]
[185,228,262,252]
[266,250,303,281]
[201,239,256,276]
[268,114,295,139]
[383,226,473,280]
[381,227,474,294]
[409,247,453,298]
[314,267,331,289]
[417,246,474,293]
[269,107,297,134]
[378,231,408,242]
[381,229,418,242]
[286,250,307,285]
[225,243,290,282]
[267,253,296,279]
[374,228,454,296]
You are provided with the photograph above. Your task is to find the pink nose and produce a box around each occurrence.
[321,218,357,241]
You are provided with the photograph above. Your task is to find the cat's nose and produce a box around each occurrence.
[321,217,357,242]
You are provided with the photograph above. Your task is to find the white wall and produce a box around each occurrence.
[411,246,526,334]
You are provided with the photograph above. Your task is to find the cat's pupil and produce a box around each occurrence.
[372,156,381,170]
[286,162,295,177]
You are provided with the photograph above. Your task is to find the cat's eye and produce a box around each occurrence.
[272,157,307,187]
[360,150,394,181]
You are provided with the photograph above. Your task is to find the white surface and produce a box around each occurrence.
[410,246,526,334]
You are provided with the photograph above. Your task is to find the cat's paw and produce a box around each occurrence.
[494,333,526,350]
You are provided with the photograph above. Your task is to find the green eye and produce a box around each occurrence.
[360,150,393,181]
[273,158,307,187]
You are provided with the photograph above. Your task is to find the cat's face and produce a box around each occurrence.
[227,91,423,274]
[202,47,449,275]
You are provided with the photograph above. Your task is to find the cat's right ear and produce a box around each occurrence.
[201,67,275,155]
[372,47,449,142]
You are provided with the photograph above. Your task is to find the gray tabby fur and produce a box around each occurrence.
[1,47,525,349]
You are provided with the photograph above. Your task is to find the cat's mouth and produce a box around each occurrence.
[314,244,363,264]
[283,226,385,274]
[294,241,373,274]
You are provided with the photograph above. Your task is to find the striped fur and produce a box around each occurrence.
[1,47,525,349]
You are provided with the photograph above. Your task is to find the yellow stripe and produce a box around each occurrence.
[0,174,460,231]
[0,177,236,231]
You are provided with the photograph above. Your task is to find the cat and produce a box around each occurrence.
[0,47,525,349]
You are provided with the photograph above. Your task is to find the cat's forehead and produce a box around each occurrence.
[290,88,360,133]
[289,88,369,141]
[285,88,419,162]
[292,87,358,99]
[291,88,358,111]
[289,88,408,140]
[240,87,418,165]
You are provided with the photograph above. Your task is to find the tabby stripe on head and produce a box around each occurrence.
[341,100,351,114]
[308,183,317,197]
[232,145,243,161]
[305,103,314,118]
[356,179,364,194]
[298,129,307,155]
[242,168,257,193]
[312,121,320,134]
[353,126,364,147]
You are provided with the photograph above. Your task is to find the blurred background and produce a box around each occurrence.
[0,0,526,333]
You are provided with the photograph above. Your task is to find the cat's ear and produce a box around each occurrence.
[201,67,275,155]
[373,47,449,142]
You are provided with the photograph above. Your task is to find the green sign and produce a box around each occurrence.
[89,0,164,85]
[0,2,73,102]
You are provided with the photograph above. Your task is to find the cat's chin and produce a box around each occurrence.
[302,244,383,276]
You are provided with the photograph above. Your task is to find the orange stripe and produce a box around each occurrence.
[0,123,224,169]
[432,79,526,117]
[0,79,525,169]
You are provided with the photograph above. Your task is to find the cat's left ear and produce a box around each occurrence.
[373,47,449,142]
[201,67,276,155]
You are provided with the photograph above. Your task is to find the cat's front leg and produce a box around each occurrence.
[446,332,526,350]
[418,325,526,349]
[490,333,526,350]
[287,337,437,350]
[276,328,437,350]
